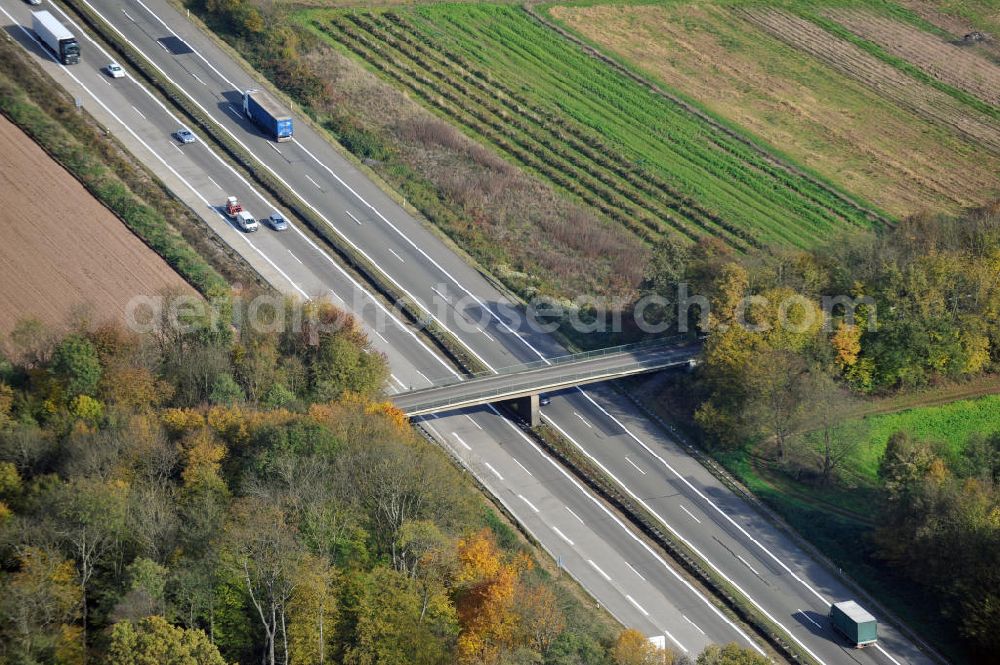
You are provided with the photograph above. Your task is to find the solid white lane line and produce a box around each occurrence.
[565,506,585,525]
[574,412,592,428]
[288,250,302,264]
[662,629,687,653]
[624,456,646,475]
[797,610,822,629]
[131,104,145,119]
[625,561,646,581]
[625,595,649,617]
[305,174,322,189]
[679,505,702,524]
[683,615,706,635]
[518,494,540,513]
[512,458,533,477]
[452,432,472,451]
[874,644,904,665]
[551,526,574,546]
[587,559,611,581]
[483,462,503,481]
[388,248,405,263]
[465,414,483,430]
[345,210,362,224]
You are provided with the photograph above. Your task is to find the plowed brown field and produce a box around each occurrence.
[0,115,196,337]
[824,9,1000,106]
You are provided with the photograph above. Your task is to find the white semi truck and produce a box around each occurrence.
[32,10,80,65]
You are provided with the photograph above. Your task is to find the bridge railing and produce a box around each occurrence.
[419,335,693,389]
[401,351,695,415]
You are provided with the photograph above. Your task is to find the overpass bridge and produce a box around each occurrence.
[393,340,699,425]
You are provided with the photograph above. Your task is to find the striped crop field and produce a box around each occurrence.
[302,4,885,251]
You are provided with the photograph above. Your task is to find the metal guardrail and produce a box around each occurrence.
[397,347,696,415]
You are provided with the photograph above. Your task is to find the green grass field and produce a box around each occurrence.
[301,3,883,251]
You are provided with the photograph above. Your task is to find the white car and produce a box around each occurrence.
[234,210,259,233]
[105,62,125,79]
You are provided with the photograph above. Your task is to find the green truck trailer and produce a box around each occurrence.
[830,600,878,648]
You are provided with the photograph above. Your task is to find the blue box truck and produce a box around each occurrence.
[243,89,292,142]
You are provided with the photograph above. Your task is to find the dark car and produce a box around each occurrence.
[539,394,551,406]
[173,128,197,144]
[266,212,289,231]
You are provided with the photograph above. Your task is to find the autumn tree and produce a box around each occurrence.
[0,547,82,664]
[287,554,339,665]
[612,628,681,665]
[107,615,228,665]
[696,643,769,665]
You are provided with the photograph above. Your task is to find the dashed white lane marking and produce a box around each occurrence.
[625,595,649,616]
[226,105,241,119]
[171,142,183,154]
[287,250,302,264]
[131,104,145,119]
[390,374,405,390]
[683,615,706,635]
[191,71,206,86]
[305,174,322,190]
[552,526,574,546]
[565,506,585,525]
[587,559,611,581]
[875,644,904,665]
[431,286,449,302]
[737,555,761,577]
[512,458,533,477]
[465,414,483,430]
[415,369,429,384]
[518,494,540,513]
[327,289,344,303]
[372,330,388,344]
[206,175,221,191]
[574,412,592,428]
[122,9,135,21]
[624,456,646,475]
[484,462,503,481]
[625,561,646,581]
[388,248,405,263]
[345,210,362,225]
[480,329,495,342]
[797,610,822,629]
[679,504,702,524]
[268,143,282,155]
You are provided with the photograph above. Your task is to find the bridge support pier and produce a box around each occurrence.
[503,393,540,427]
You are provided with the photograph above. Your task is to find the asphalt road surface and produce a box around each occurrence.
[1,2,936,663]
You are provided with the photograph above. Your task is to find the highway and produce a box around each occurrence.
[2,1,935,662]
[0,0,760,655]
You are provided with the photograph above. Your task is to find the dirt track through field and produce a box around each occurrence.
[741,9,1000,153]
[0,114,196,338]
[824,9,1000,106]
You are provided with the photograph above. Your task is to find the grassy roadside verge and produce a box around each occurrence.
[59,0,489,376]
[0,31,245,299]
[529,421,812,665]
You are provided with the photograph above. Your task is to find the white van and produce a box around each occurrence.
[235,210,259,232]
